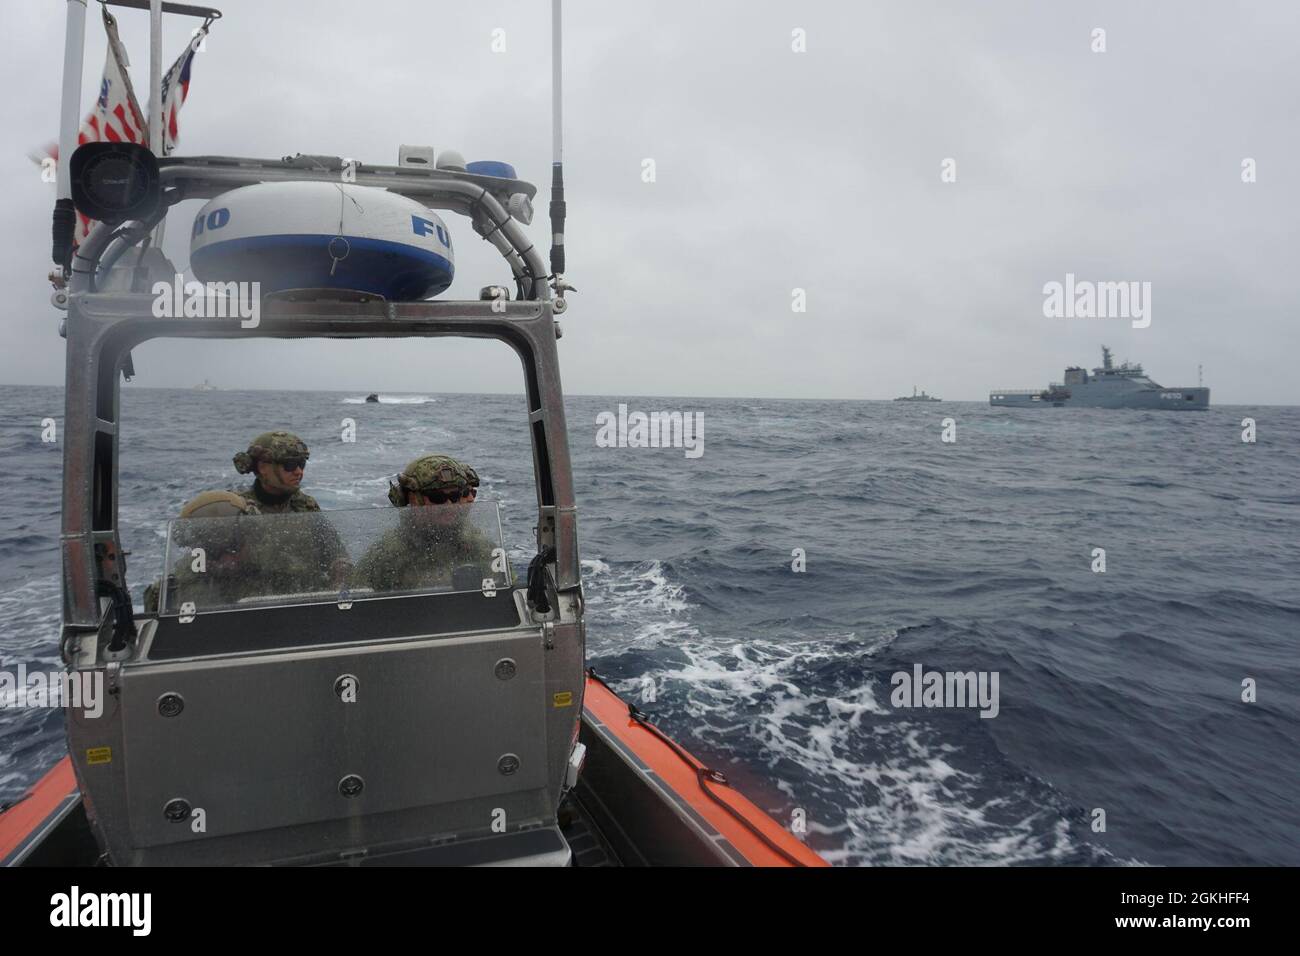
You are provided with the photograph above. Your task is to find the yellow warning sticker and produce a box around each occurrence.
[552,691,573,708]
[86,747,112,765]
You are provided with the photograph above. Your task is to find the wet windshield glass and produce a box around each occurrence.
[152,502,510,615]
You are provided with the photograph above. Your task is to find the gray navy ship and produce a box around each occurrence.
[989,346,1209,410]
[895,386,941,402]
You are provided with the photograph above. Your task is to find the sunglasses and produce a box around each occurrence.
[277,458,307,472]
[419,487,477,504]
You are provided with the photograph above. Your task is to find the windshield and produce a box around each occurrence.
[153,501,510,616]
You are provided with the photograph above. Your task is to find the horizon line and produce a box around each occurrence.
[0,381,1288,406]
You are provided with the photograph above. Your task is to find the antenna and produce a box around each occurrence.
[1198,364,1203,387]
[549,0,575,306]
[549,0,564,278]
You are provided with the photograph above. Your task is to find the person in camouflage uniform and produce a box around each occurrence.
[231,430,351,589]
[143,491,263,613]
[233,431,321,514]
[351,454,499,594]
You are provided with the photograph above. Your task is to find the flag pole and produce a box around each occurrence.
[53,0,88,267]
[57,0,88,202]
[149,0,162,153]
[148,0,166,247]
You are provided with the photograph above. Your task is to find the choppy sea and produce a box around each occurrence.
[1,384,1297,866]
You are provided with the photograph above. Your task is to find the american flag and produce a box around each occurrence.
[38,8,208,245]
[38,8,145,243]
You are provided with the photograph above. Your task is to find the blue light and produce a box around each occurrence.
[466,161,517,180]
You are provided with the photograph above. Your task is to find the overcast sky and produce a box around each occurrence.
[2,0,1296,403]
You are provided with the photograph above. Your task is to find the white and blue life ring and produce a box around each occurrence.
[189,182,455,299]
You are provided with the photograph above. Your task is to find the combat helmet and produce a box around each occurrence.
[180,490,262,520]
[233,431,310,474]
[174,490,261,553]
[388,454,480,506]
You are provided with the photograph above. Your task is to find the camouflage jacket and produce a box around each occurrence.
[142,485,345,615]
[351,522,497,594]
[145,527,350,612]
[236,480,322,515]
[142,559,254,614]
[242,480,349,580]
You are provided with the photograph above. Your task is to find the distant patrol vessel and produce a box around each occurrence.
[989,346,1209,409]
[894,386,941,402]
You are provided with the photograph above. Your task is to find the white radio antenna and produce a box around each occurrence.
[549,0,573,301]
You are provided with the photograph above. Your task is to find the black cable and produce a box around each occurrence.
[527,546,557,613]
[96,581,138,652]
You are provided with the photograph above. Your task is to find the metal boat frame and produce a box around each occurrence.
[62,154,578,628]
[55,152,588,865]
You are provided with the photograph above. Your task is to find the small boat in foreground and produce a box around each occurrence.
[1,672,824,867]
[3,0,826,868]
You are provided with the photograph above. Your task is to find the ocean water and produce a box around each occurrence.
[1,384,1297,866]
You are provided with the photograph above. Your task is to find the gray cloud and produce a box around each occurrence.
[2,0,1296,402]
